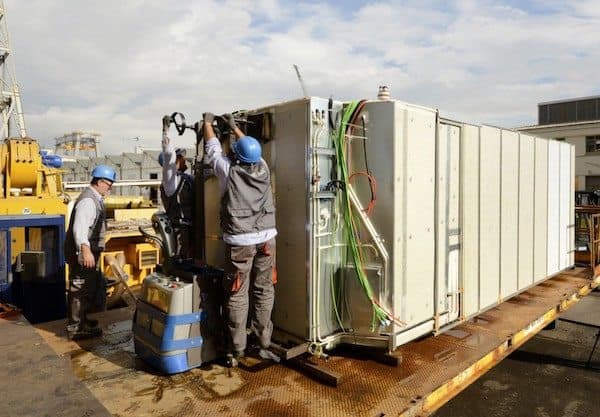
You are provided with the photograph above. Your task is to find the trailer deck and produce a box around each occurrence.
[1,267,597,417]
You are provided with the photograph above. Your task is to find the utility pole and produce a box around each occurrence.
[0,0,26,139]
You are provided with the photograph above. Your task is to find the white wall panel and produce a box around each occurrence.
[559,143,572,270]
[399,105,437,325]
[436,124,450,315]
[500,130,519,298]
[461,124,480,318]
[534,139,548,281]
[436,123,460,320]
[448,125,461,322]
[479,126,501,309]
[435,123,460,323]
[518,135,535,290]
[547,141,560,277]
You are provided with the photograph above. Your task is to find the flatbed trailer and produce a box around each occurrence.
[1,267,597,417]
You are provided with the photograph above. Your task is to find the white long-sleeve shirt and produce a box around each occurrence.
[73,186,103,250]
[161,132,180,197]
[204,136,277,246]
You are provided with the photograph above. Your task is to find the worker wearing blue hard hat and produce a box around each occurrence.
[64,164,116,340]
[158,147,186,167]
[203,112,277,361]
[160,122,194,258]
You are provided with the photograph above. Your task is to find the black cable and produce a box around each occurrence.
[325,180,345,192]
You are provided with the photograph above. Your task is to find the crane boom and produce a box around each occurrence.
[0,0,26,139]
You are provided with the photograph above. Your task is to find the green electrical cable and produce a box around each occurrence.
[333,101,389,330]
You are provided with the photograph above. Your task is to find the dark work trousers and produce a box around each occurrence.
[223,237,277,354]
[66,252,106,332]
[175,224,191,259]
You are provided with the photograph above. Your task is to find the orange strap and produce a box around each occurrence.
[231,271,242,292]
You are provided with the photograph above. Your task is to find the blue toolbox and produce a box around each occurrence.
[133,266,224,374]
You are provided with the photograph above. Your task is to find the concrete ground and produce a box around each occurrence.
[433,291,600,417]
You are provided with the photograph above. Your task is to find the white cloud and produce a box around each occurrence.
[3,0,599,152]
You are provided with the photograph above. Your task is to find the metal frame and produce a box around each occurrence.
[0,214,65,282]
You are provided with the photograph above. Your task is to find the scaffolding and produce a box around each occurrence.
[0,0,26,139]
[54,130,101,157]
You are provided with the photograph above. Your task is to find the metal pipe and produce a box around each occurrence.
[347,185,389,292]
[63,179,161,189]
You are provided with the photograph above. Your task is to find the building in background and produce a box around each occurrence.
[58,146,193,202]
[54,131,101,158]
[519,96,600,191]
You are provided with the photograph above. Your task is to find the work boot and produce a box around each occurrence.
[258,348,281,363]
[70,325,102,341]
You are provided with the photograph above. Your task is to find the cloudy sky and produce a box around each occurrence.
[4,0,599,153]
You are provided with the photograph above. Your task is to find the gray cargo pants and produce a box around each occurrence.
[66,252,106,332]
[223,237,276,355]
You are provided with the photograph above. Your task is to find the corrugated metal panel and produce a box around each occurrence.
[123,152,144,164]
[61,161,78,182]
[108,154,139,196]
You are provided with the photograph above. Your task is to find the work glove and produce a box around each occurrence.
[203,112,215,124]
[162,115,171,133]
[222,113,237,131]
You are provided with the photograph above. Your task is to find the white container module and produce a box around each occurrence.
[204,97,574,352]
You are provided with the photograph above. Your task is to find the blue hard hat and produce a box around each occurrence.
[232,136,261,164]
[158,148,186,167]
[91,165,117,183]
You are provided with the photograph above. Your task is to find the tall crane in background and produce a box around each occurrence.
[0,0,26,139]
